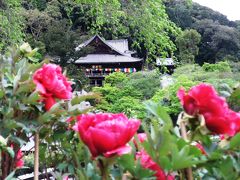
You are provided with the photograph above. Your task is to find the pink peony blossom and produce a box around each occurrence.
[33,64,72,111]
[177,83,240,136]
[73,113,140,158]
[134,133,174,180]
[136,150,174,180]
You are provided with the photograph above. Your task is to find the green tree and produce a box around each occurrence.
[194,19,240,63]
[121,0,180,61]
[68,0,180,62]
[176,29,201,63]
[0,0,24,52]
[23,9,53,41]
[165,0,240,63]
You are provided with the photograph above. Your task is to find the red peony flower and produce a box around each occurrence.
[15,149,24,168]
[134,133,174,179]
[177,83,240,136]
[33,64,72,111]
[73,113,141,158]
[136,150,174,180]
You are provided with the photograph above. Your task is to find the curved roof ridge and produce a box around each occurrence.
[76,34,128,56]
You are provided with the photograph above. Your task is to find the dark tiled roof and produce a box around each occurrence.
[75,54,142,64]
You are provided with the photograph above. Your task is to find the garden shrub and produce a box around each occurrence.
[109,96,146,119]
[2,43,240,179]
[93,71,162,117]
[124,70,161,100]
[104,72,128,87]
[174,63,239,90]
[93,83,122,104]
[152,75,197,116]
[93,83,144,117]
[202,61,231,72]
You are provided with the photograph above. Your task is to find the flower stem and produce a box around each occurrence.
[34,132,39,180]
[98,158,111,180]
[178,113,193,180]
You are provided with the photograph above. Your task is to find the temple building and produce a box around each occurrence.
[74,35,143,86]
[156,57,175,74]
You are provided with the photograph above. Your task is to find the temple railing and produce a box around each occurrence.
[85,73,111,77]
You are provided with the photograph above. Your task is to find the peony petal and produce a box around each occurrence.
[104,145,132,158]
[177,87,198,115]
[177,83,240,136]
[73,113,140,158]
[88,127,118,154]
[35,82,47,95]
[44,96,56,111]
[177,87,186,105]
[136,150,168,180]
[83,130,99,157]
[137,133,147,143]
[123,119,141,144]
[33,63,72,103]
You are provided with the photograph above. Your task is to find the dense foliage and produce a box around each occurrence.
[0,0,24,52]
[2,1,240,179]
[93,71,162,119]
[165,0,240,64]
[0,0,180,64]
[151,61,240,117]
[176,29,201,63]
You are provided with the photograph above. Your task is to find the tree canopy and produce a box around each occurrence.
[1,0,240,65]
[165,0,240,63]
[0,0,180,64]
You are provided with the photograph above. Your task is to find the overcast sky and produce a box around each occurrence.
[192,0,240,21]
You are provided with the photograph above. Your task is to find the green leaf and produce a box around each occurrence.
[145,101,173,130]
[5,171,16,180]
[0,89,4,98]
[6,147,15,158]
[38,112,53,124]
[10,136,26,147]
[71,93,100,106]
[230,133,240,149]
[16,81,35,94]
[57,163,68,171]
[24,91,40,105]
[86,163,95,177]
[171,145,202,170]
[118,154,135,173]
[159,156,171,171]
